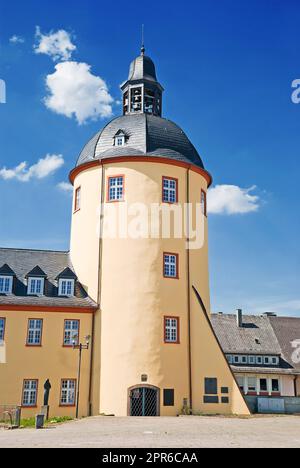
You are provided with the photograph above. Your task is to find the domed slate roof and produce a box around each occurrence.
[76,113,205,170]
[128,54,158,82]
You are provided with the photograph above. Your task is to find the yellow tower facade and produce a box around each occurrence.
[69,49,250,417]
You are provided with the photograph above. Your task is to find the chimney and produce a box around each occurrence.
[262,312,277,317]
[236,309,243,328]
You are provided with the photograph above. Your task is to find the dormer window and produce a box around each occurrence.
[114,131,126,147]
[28,277,44,296]
[59,279,75,297]
[0,276,13,294]
[56,267,77,297]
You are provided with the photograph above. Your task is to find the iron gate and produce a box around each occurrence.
[129,387,159,416]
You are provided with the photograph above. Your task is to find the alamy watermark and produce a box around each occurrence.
[0,79,6,104]
[291,79,300,104]
[96,202,206,250]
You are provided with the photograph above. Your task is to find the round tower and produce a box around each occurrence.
[69,48,250,417]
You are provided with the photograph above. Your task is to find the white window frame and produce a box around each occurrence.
[164,317,179,343]
[108,176,124,202]
[163,177,178,204]
[236,376,245,392]
[256,356,263,365]
[59,279,75,297]
[27,277,44,296]
[74,186,81,212]
[240,355,248,365]
[271,356,279,366]
[271,378,280,393]
[264,356,271,365]
[249,356,256,365]
[22,380,38,407]
[27,319,43,346]
[0,276,13,294]
[164,254,178,278]
[247,376,257,393]
[226,355,233,364]
[115,135,125,146]
[64,320,79,346]
[233,355,240,364]
[60,379,76,406]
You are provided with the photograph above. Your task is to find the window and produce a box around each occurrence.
[241,356,248,364]
[27,319,43,346]
[233,356,240,364]
[205,378,218,395]
[164,317,179,343]
[64,320,79,346]
[272,379,280,393]
[163,389,175,406]
[247,377,257,393]
[249,356,256,365]
[0,276,12,294]
[201,190,207,216]
[22,380,38,407]
[260,378,268,392]
[237,376,244,392]
[60,379,76,406]
[107,176,124,202]
[28,278,44,296]
[272,357,278,365]
[256,356,263,365]
[162,177,178,203]
[163,253,178,279]
[130,87,142,112]
[0,318,5,342]
[74,187,81,212]
[226,355,233,364]
[264,356,270,365]
[59,279,75,297]
[116,136,125,146]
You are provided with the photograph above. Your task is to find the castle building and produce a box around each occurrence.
[0,48,250,418]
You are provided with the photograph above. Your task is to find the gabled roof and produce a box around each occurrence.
[0,264,15,276]
[211,314,281,355]
[26,265,47,278]
[56,267,77,280]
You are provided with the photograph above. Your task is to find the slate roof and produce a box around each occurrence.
[211,313,300,375]
[76,114,205,170]
[211,314,281,355]
[0,248,97,309]
[127,54,158,83]
[269,317,300,372]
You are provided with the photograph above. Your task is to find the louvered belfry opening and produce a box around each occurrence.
[129,386,159,416]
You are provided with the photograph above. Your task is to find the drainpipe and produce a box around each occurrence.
[293,375,298,397]
[186,168,193,414]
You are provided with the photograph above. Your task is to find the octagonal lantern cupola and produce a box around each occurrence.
[120,46,164,117]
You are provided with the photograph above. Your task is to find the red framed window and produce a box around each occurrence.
[22,380,38,407]
[163,253,179,279]
[63,320,80,347]
[26,319,43,346]
[60,379,76,406]
[164,317,180,344]
[74,186,81,212]
[0,318,5,342]
[162,177,178,203]
[201,189,207,217]
[107,176,125,202]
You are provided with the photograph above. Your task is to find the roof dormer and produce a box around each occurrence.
[113,130,127,147]
[26,266,47,296]
[0,264,15,295]
[56,267,77,297]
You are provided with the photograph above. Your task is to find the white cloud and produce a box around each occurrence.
[208,185,260,215]
[0,154,64,182]
[9,35,25,44]
[34,26,76,61]
[57,181,73,193]
[44,61,114,124]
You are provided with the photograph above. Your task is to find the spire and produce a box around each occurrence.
[141,24,145,56]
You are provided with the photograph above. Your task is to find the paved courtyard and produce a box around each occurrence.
[1,415,300,448]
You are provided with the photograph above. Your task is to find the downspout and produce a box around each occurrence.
[186,168,193,414]
[88,161,106,416]
[293,375,298,397]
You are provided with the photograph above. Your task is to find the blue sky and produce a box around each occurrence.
[0,0,299,315]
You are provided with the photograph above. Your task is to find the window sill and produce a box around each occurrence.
[59,404,75,408]
[26,344,42,348]
[22,405,37,409]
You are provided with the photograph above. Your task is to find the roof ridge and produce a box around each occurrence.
[0,247,69,254]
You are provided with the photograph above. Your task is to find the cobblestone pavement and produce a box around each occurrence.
[1,415,300,448]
